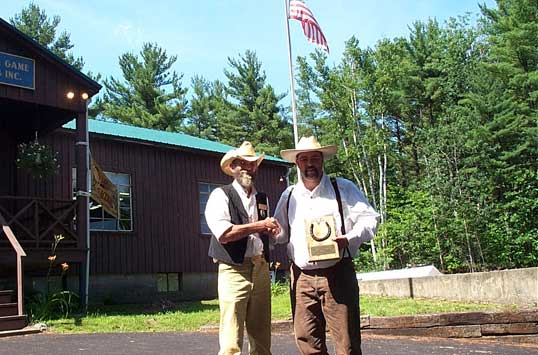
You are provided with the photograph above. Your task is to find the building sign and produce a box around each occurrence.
[0,51,35,90]
[90,157,119,218]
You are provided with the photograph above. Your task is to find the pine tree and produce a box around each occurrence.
[473,0,538,267]
[185,76,230,141]
[98,43,188,131]
[222,50,292,155]
[10,3,84,70]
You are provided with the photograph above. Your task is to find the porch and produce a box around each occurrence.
[0,17,101,330]
[0,196,82,263]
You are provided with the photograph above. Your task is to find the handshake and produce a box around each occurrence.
[260,217,281,237]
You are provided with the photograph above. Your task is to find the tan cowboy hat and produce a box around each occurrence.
[280,136,337,163]
[220,141,265,176]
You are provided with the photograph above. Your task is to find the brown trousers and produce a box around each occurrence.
[290,258,362,355]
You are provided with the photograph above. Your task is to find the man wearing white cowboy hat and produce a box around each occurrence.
[205,141,280,355]
[273,136,379,355]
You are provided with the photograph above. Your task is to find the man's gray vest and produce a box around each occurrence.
[208,184,256,265]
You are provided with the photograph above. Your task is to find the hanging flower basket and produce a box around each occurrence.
[16,139,60,179]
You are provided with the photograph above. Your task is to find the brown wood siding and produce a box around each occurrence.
[15,131,73,200]
[29,129,289,274]
[0,30,93,113]
[0,129,16,195]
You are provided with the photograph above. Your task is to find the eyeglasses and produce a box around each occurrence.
[296,155,322,164]
[232,159,257,169]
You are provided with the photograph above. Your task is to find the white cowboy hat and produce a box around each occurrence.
[220,141,265,176]
[280,136,337,163]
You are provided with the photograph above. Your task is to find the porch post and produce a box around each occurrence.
[75,109,90,309]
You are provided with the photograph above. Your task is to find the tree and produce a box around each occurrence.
[98,43,188,131]
[292,1,538,273]
[221,50,292,155]
[185,76,230,141]
[294,42,389,265]
[10,3,84,70]
[470,0,538,267]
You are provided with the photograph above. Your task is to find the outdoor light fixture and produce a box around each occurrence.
[67,92,90,100]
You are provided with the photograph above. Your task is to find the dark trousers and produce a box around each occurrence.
[290,258,362,355]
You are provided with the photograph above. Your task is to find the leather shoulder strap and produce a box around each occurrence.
[331,177,352,258]
[330,177,345,235]
[286,187,294,242]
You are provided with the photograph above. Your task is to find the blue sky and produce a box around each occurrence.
[1,0,495,99]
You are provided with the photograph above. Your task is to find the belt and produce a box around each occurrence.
[216,255,265,266]
[243,255,265,265]
[292,258,353,276]
[245,255,263,261]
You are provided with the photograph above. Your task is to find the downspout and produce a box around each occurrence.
[84,98,90,310]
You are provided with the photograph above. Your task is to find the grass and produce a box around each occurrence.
[359,296,517,317]
[45,300,221,333]
[43,286,517,334]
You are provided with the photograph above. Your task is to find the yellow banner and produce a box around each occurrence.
[90,157,118,219]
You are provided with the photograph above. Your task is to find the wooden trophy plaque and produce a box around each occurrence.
[305,215,340,262]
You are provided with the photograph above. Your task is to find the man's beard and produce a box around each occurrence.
[238,170,254,189]
[303,167,320,180]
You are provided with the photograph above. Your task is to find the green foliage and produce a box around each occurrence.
[43,295,513,334]
[26,289,79,322]
[353,247,387,272]
[295,2,538,272]
[16,139,60,178]
[220,50,293,155]
[10,3,84,70]
[270,280,289,297]
[98,43,188,131]
[185,76,227,140]
[382,189,441,269]
[10,1,537,273]
[26,235,80,322]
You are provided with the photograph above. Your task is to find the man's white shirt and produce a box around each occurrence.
[205,179,264,257]
[274,174,380,270]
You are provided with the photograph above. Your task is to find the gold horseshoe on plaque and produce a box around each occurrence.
[309,221,331,242]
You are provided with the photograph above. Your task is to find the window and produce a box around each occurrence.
[199,182,220,235]
[157,273,181,293]
[73,169,133,232]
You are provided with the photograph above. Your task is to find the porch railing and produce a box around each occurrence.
[0,196,78,248]
[0,211,26,316]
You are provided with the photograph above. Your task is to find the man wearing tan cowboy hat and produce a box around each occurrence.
[205,141,280,355]
[273,136,379,355]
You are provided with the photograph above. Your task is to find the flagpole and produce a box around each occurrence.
[284,0,299,147]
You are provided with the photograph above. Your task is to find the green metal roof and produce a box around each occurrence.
[63,119,287,164]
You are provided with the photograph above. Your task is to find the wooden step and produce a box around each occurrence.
[0,315,27,332]
[0,290,13,304]
[0,325,43,338]
[0,303,17,317]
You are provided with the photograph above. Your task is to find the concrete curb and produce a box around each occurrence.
[200,310,538,345]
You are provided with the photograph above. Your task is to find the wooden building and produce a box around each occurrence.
[0,16,290,326]
[0,17,99,330]
[52,120,289,303]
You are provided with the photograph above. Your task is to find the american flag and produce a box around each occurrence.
[288,0,329,53]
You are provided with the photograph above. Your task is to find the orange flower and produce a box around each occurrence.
[60,262,69,271]
[274,261,281,270]
[48,255,56,262]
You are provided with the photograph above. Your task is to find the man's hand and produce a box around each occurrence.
[262,217,281,237]
[332,231,349,250]
[221,217,281,244]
